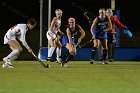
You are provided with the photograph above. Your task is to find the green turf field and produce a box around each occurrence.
[0,61,140,93]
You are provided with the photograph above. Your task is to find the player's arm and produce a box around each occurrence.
[20,29,32,53]
[103,17,112,32]
[90,17,98,39]
[50,17,57,34]
[113,16,132,38]
[77,24,85,43]
[66,28,72,47]
[113,16,125,30]
[58,28,64,36]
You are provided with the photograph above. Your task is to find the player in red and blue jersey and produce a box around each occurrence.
[101,8,132,62]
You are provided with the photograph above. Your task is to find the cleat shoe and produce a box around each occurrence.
[63,64,69,67]
[56,58,62,64]
[60,60,65,67]
[60,60,69,67]
[102,60,108,64]
[108,59,114,62]
[60,63,69,67]
[56,61,59,63]
[2,63,14,68]
[3,57,12,66]
[46,64,50,68]
[89,60,94,64]
[46,57,55,62]
[99,57,103,61]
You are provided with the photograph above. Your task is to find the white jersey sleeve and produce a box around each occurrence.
[17,24,30,49]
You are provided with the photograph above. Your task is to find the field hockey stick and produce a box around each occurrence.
[31,52,50,68]
[2,2,47,30]
[75,42,80,47]
[79,39,93,48]
[2,2,29,20]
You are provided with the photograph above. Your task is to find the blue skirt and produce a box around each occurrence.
[62,35,75,46]
[94,29,108,39]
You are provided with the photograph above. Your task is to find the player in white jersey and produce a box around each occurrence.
[46,9,63,64]
[2,18,37,68]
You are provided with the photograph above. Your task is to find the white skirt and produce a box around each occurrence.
[46,30,57,40]
[4,34,16,44]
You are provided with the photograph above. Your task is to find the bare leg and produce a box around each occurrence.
[2,40,22,68]
[55,40,62,63]
[47,39,56,61]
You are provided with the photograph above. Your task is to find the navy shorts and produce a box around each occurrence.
[62,35,75,46]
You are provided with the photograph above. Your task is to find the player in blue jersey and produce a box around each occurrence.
[90,8,112,64]
[61,17,85,67]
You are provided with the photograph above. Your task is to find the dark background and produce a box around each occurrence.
[0,0,139,60]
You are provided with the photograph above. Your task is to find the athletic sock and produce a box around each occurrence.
[9,55,18,62]
[65,54,74,63]
[90,47,97,60]
[108,43,113,59]
[7,49,19,58]
[56,48,62,62]
[48,47,55,58]
[103,49,108,60]
[56,48,61,58]
[61,49,69,58]
[6,50,19,59]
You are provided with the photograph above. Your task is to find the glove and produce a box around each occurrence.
[122,27,132,38]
